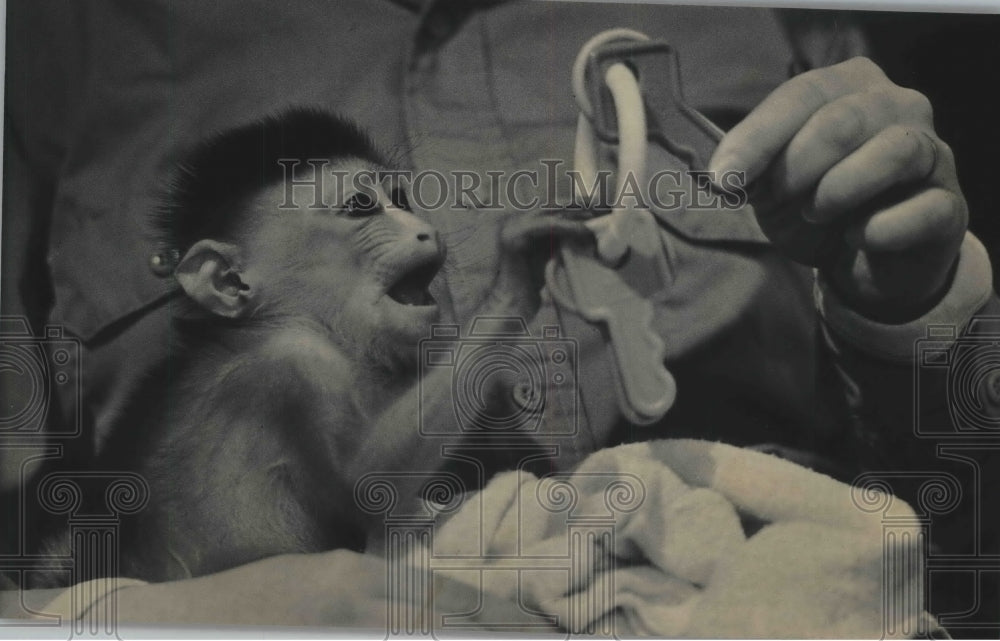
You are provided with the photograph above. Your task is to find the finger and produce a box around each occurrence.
[807,126,939,224]
[770,88,904,205]
[844,187,967,252]
[709,57,887,183]
[500,216,593,252]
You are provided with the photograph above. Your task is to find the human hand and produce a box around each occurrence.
[709,57,968,322]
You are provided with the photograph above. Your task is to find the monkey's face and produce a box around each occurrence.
[246,159,446,367]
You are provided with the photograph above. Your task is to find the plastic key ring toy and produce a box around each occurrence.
[547,29,698,426]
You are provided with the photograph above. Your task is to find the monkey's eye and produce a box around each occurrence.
[341,192,380,218]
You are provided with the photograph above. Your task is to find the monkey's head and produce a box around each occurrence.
[157,109,446,369]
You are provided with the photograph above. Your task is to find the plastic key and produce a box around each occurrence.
[551,207,676,426]
[550,35,731,425]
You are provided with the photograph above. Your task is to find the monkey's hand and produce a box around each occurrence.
[486,210,594,320]
[709,57,967,322]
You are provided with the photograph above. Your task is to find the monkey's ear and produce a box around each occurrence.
[175,240,254,318]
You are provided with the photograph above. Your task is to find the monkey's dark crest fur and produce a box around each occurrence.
[154,108,385,257]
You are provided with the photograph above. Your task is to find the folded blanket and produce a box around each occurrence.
[422,439,930,638]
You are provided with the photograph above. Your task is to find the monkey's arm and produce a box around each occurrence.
[242,327,487,528]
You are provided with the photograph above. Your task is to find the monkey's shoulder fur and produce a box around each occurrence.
[39,322,371,584]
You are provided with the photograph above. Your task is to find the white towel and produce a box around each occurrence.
[424,439,930,638]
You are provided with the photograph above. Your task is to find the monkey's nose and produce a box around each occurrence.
[416,228,442,249]
[405,219,445,261]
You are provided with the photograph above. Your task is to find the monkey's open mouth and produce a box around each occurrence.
[387,259,439,307]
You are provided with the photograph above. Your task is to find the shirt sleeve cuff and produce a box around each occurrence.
[815,232,995,363]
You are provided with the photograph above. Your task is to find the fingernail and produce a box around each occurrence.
[707,152,735,176]
[709,154,759,195]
